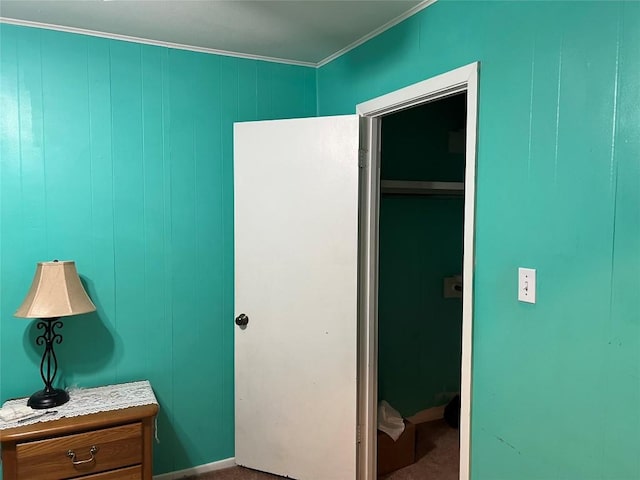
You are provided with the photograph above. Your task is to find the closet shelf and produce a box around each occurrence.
[380,180,464,196]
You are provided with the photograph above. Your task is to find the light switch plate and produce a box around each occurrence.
[518,268,536,303]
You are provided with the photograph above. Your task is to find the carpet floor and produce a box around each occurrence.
[189,419,459,480]
[381,419,459,480]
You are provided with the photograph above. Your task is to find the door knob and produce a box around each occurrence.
[235,314,249,326]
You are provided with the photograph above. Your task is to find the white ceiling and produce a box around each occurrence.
[0,0,427,66]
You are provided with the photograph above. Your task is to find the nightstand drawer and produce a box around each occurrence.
[78,465,142,479]
[15,422,142,480]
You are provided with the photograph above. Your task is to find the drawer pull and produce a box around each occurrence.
[67,445,98,466]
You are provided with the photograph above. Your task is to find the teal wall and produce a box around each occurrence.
[320,1,640,479]
[2,1,639,478]
[378,95,466,416]
[0,24,315,475]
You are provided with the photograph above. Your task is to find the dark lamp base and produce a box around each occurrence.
[27,388,69,409]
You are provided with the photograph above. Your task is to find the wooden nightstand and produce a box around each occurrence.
[0,383,159,480]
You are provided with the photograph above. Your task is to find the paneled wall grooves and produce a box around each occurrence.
[85,38,95,276]
[139,46,148,387]
[221,55,238,458]
[526,35,535,177]
[317,1,639,479]
[0,24,319,473]
[108,40,118,351]
[160,46,176,474]
[552,37,563,187]
[607,8,622,312]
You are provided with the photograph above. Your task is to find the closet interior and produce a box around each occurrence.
[376,92,467,478]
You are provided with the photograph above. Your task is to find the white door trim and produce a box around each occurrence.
[356,61,479,480]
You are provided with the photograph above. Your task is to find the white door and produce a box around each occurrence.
[234,115,360,480]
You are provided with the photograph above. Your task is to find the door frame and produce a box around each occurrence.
[356,62,479,480]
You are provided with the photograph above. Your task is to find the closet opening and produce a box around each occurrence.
[375,92,467,479]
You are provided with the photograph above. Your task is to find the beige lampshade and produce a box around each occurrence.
[14,261,96,318]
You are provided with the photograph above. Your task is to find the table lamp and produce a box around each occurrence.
[14,260,96,409]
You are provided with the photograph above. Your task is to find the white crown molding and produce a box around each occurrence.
[0,17,316,67]
[316,0,438,68]
[0,0,437,69]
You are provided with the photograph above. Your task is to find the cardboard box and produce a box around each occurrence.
[377,419,416,476]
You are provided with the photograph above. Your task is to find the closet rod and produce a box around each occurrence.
[380,180,464,196]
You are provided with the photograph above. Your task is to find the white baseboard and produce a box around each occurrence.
[154,457,236,479]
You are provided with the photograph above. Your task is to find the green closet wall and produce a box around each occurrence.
[0,24,315,475]
[319,1,640,479]
[378,197,464,416]
[378,95,465,416]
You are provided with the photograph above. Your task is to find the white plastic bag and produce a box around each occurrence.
[377,400,405,441]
